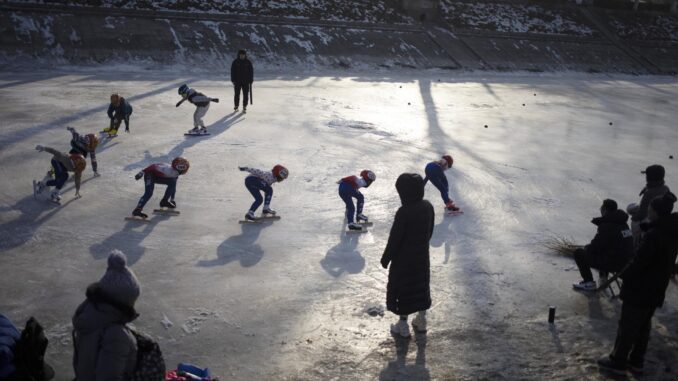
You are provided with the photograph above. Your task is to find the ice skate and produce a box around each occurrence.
[245,210,256,221]
[412,312,427,333]
[356,213,369,223]
[131,208,148,219]
[200,126,208,134]
[188,127,199,134]
[234,106,239,112]
[159,199,176,209]
[445,201,461,212]
[262,207,276,216]
[572,280,596,292]
[35,180,45,194]
[50,190,61,204]
[347,222,363,231]
[243,107,247,114]
[390,319,411,338]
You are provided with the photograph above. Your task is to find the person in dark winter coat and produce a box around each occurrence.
[572,199,634,291]
[629,165,670,247]
[598,192,678,375]
[72,250,141,380]
[381,173,435,338]
[230,49,254,112]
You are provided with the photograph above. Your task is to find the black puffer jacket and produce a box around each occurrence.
[620,213,678,308]
[585,209,634,272]
[231,58,253,84]
[381,173,435,315]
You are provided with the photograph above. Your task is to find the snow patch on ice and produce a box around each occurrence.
[181,308,219,335]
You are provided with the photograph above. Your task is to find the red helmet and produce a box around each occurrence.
[86,133,99,151]
[172,157,190,174]
[360,170,376,182]
[272,164,289,181]
[70,154,87,172]
[442,155,453,168]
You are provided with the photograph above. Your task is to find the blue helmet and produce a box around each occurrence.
[178,84,189,96]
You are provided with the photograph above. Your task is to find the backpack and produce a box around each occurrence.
[10,317,54,381]
[128,328,165,381]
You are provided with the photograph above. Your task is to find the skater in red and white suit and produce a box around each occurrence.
[131,157,189,218]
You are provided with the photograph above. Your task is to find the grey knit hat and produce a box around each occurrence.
[99,250,140,307]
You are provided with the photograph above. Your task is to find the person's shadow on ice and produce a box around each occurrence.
[196,222,268,268]
[320,231,365,277]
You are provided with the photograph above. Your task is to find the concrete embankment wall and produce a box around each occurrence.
[0,2,676,74]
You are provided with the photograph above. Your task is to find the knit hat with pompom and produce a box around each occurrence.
[98,250,141,307]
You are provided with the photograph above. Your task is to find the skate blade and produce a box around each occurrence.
[260,215,281,220]
[358,221,373,226]
[153,209,180,215]
[184,133,211,136]
[445,211,464,216]
[239,219,263,224]
[125,216,150,222]
[346,229,368,234]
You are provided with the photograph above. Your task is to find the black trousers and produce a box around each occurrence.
[610,302,655,366]
[574,248,608,282]
[234,83,249,108]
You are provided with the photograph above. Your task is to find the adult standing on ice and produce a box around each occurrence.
[67,126,100,176]
[34,145,86,203]
[231,49,253,113]
[628,165,670,248]
[239,164,288,221]
[338,170,376,231]
[72,250,142,380]
[381,173,434,338]
[131,157,190,219]
[423,154,461,213]
[176,84,219,135]
[105,93,133,136]
[598,192,678,375]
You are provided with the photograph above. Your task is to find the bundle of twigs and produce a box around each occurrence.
[542,235,583,257]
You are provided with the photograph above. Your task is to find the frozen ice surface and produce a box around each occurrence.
[0,68,677,380]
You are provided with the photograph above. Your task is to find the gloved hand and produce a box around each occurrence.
[67,126,75,132]
[35,145,45,152]
[134,171,143,180]
[175,101,182,107]
[211,98,219,103]
[380,257,389,269]
[238,166,248,171]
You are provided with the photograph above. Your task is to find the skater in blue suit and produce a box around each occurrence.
[423,154,460,212]
[338,170,376,231]
[239,164,289,221]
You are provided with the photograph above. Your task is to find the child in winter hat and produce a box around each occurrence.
[98,250,141,307]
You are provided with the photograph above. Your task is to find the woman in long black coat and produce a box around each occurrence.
[381,173,435,338]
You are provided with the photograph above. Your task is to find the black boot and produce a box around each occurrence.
[133,208,148,219]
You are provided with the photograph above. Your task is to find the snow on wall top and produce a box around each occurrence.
[440,1,597,37]
[20,0,416,25]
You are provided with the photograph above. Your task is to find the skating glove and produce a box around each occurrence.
[35,145,44,152]
[66,126,75,132]
[211,98,219,103]
[134,171,144,180]
[238,166,248,171]
[380,257,390,269]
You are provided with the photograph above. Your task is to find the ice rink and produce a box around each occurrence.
[1,68,677,380]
